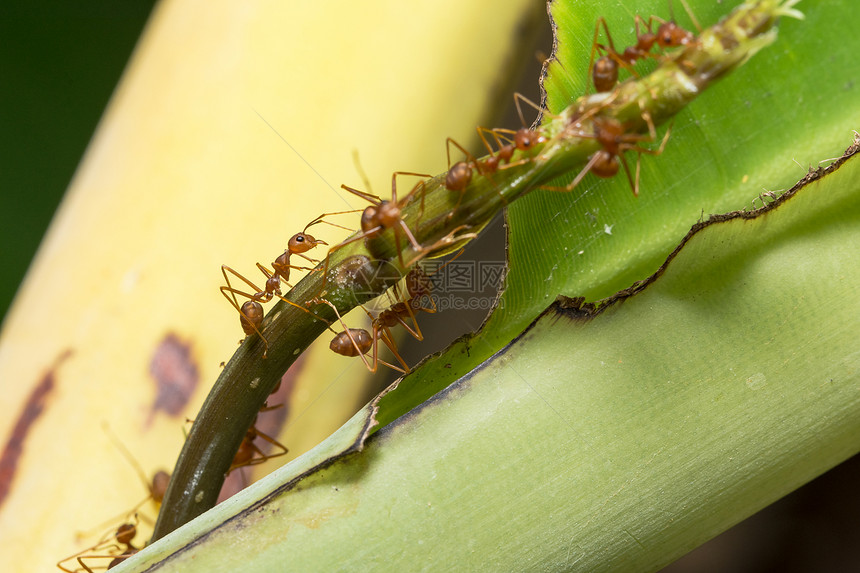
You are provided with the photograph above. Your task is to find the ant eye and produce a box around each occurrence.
[296,235,305,242]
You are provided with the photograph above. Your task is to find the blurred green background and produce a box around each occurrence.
[0,1,157,325]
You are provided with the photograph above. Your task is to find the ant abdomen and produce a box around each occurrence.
[445,161,472,192]
[330,329,373,357]
[239,301,264,336]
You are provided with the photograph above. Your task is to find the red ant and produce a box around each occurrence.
[58,515,139,572]
[101,423,170,512]
[317,250,459,374]
[220,213,353,355]
[551,104,672,196]
[589,3,699,93]
[444,93,549,208]
[228,411,289,474]
[317,171,475,298]
[337,171,431,263]
[315,298,410,374]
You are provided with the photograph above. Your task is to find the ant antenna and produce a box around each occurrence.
[351,149,375,198]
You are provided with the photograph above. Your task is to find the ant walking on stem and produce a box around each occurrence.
[317,169,473,294]
[220,213,355,356]
[444,93,550,209]
[58,515,140,572]
[315,298,410,374]
[548,102,672,196]
[588,1,700,93]
[338,170,432,263]
[317,250,461,374]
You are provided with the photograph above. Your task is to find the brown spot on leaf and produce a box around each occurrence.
[149,334,198,423]
[0,349,72,509]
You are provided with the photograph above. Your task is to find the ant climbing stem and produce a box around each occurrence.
[318,248,464,374]
[58,515,140,572]
[314,170,434,297]
[587,1,699,94]
[220,212,354,356]
[101,423,170,511]
[444,92,552,212]
[314,298,410,374]
[229,413,289,474]
[545,104,672,197]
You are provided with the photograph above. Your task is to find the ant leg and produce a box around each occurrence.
[537,151,605,193]
[620,123,673,197]
[341,182,383,206]
[255,262,295,290]
[404,225,477,267]
[251,428,289,459]
[221,265,266,305]
[59,545,121,573]
[271,289,337,333]
[512,92,559,127]
[304,209,363,233]
[446,137,477,171]
[388,172,431,266]
[377,327,410,373]
[476,126,505,157]
[395,303,423,341]
[74,550,127,573]
[232,430,288,470]
[616,152,639,196]
[676,0,702,32]
[390,170,433,204]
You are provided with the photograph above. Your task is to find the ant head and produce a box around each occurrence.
[288,232,325,253]
[656,21,694,48]
[514,128,546,151]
